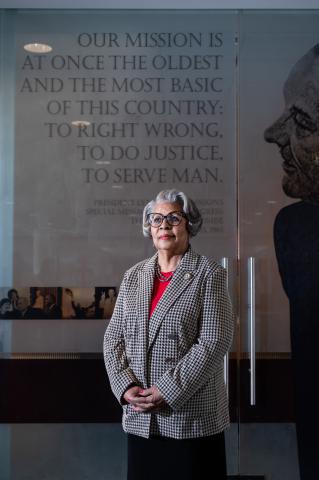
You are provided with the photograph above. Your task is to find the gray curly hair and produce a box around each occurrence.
[142,189,203,238]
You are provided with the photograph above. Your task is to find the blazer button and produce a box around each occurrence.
[165,357,175,364]
[184,272,192,280]
[168,333,178,340]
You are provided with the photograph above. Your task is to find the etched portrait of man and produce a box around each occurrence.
[265,43,319,480]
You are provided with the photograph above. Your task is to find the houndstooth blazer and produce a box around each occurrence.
[103,244,234,439]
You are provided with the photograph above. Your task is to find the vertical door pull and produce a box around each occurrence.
[221,257,229,398]
[248,257,256,406]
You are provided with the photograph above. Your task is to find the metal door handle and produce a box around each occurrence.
[248,257,256,405]
[221,257,229,398]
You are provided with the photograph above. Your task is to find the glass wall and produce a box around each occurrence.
[238,11,319,479]
[1,8,318,479]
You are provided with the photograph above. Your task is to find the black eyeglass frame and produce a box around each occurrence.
[147,210,188,227]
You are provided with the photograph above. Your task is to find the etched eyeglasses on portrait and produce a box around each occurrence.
[147,211,188,227]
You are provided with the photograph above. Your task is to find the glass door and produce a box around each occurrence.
[0,8,240,480]
[237,10,319,480]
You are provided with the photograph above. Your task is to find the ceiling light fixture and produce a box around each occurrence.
[24,43,52,53]
[71,120,91,127]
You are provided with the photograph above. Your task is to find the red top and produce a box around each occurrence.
[149,272,173,318]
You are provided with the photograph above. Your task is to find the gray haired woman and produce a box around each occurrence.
[103,189,234,480]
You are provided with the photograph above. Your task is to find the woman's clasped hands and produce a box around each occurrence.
[124,385,167,413]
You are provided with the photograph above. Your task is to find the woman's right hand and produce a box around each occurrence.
[123,385,164,413]
[123,385,144,405]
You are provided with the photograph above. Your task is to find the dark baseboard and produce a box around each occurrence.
[0,358,122,422]
[0,358,295,423]
[228,477,265,479]
[235,359,295,422]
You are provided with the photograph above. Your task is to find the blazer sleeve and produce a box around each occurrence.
[155,266,234,411]
[103,272,140,405]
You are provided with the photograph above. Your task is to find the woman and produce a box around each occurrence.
[103,189,234,480]
[32,288,44,309]
[102,288,117,319]
[61,288,76,319]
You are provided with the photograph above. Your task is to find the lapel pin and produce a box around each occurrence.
[184,272,192,280]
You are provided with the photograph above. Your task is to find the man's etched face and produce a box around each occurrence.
[264,45,319,203]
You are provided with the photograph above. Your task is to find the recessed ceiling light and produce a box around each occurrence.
[71,120,91,127]
[24,43,53,53]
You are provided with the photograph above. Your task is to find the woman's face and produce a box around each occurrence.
[150,202,189,255]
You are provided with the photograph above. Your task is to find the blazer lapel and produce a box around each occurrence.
[147,244,199,352]
[136,251,157,384]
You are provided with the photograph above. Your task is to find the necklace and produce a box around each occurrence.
[155,261,174,283]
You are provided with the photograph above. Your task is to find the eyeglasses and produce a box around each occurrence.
[147,211,188,227]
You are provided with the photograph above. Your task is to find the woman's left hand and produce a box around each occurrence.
[131,385,167,413]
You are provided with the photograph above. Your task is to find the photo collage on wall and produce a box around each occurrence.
[0,287,117,320]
